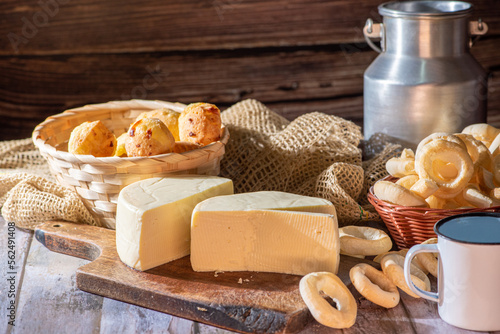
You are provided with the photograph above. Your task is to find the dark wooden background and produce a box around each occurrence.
[1,0,499,140]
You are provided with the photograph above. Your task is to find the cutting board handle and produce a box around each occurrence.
[35,221,116,261]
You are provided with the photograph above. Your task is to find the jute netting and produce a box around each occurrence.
[220,99,401,224]
[0,99,401,229]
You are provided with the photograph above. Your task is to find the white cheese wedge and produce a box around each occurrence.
[191,191,339,275]
[116,175,233,271]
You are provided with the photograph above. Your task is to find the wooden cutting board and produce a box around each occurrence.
[34,221,378,334]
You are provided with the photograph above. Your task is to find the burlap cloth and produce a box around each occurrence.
[0,99,400,230]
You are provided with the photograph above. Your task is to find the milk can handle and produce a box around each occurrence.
[363,18,384,53]
[469,18,488,47]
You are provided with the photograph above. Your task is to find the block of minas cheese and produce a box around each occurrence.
[190,191,339,276]
[115,175,233,271]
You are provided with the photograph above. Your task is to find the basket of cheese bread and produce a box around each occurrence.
[368,123,500,249]
[32,99,229,229]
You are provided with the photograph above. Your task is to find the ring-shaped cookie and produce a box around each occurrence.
[373,249,429,275]
[489,133,500,156]
[349,263,400,308]
[415,133,467,160]
[462,123,500,148]
[385,157,416,178]
[339,226,393,256]
[415,238,438,278]
[381,254,431,298]
[299,272,357,329]
[455,133,493,172]
[415,139,474,199]
[395,175,419,189]
[374,180,428,207]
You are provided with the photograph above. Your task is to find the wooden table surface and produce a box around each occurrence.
[1,215,499,334]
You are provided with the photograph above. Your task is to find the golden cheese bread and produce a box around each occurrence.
[114,133,128,157]
[68,120,116,157]
[125,118,175,157]
[178,102,222,146]
[135,108,181,141]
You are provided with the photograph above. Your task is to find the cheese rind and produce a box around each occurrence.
[193,191,336,215]
[191,192,339,275]
[116,176,233,271]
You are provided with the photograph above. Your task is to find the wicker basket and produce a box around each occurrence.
[368,176,500,249]
[32,99,229,229]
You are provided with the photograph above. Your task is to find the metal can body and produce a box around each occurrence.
[363,1,488,148]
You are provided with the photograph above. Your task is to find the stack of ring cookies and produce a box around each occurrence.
[373,123,500,209]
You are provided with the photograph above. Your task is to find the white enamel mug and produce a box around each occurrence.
[404,212,500,331]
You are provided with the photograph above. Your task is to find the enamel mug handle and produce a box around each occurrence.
[404,244,439,302]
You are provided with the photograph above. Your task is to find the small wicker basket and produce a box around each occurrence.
[368,176,500,249]
[32,99,229,229]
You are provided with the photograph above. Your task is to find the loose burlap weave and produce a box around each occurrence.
[220,99,400,224]
[0,139,99,229]
[0,99,400,229]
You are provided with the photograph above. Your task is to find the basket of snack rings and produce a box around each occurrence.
[368,123,500,249]
[32,99,229,229]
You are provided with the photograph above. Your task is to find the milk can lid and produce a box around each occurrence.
[379,1,473,18]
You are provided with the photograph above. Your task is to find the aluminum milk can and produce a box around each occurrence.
[363,1,488,148]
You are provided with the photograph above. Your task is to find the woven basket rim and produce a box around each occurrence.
[32,99,229,163]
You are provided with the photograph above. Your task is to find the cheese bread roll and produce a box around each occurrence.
[179,102,222,146]
[114,133,128,157]
[125,118,175,157]
[135,108,181,141]
[68,120,116,157]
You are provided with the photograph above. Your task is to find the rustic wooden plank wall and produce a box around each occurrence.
[0,0,499,140]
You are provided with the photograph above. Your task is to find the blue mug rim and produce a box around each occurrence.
[434,212,500,245]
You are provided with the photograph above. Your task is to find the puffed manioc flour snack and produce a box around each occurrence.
[414,238,438,277]
[299,272,357,329]
[344,235,438,312]
[462,123,500,148]
[415,139,473,199]
[381,253,431,298]
[374,124,500,208]
[349,263,400,308]
[339,225,392,256]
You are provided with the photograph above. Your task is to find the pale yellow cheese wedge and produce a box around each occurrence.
[190,191,339,275]
[115,176,233,271]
